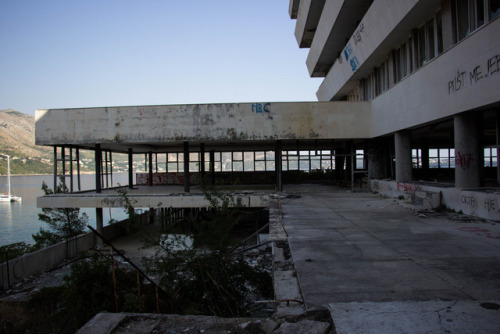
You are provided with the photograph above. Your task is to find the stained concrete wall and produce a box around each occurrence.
[0,217,140,290]
[35,102,372,147]
[371,18,500,137]
[371,179,500,221]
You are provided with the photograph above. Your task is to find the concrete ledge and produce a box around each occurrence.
[38,193,270,209]
[0,218,134,290]
[370,179,500,220]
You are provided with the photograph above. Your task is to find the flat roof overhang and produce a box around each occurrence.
[35,101,372,154]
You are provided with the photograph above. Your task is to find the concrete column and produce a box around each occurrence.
[148,151,153,186]
[454,112,481,188]
[95,144,102,193]
[367,138,389,180]
[183,142,190,192]
[275,140,283,191]
[128,148,134,189]
[53,146,57,191]
[96,207,103,247]
[210,150,215,186]
[394,131,412,182]
[335,150,345,183]
[496,111,500,184]
[200,143,205,180]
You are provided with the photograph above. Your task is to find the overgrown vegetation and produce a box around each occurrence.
[31,180,89,250]
[1,253,162,333]
[1,185,272,333]
[142,186,272,317]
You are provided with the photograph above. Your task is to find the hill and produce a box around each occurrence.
[0,109,53,174]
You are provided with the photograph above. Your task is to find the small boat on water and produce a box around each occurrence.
[0,155,22,202]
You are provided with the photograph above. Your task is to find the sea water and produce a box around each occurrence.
[0,173,130,247]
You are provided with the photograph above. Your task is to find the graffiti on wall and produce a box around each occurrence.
[353,23,365,45]
[251,103,270,113]
[484,195,498,212]
[448,55,500,94]
[461,194,478,210]
[455,151,473,168]
[396,182,419,193]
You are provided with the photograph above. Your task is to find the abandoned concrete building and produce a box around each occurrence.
[35,0,500,228]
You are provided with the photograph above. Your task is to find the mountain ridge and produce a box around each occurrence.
[0,109,53,174]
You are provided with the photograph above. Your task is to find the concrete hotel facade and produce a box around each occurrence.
[36,0,500,223]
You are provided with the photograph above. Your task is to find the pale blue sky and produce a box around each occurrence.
[0,0,321,116]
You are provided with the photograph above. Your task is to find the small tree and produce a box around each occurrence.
[32,180,89,250]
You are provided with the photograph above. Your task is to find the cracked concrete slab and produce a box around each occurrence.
[328,300,500,334]
[277,187,500,332]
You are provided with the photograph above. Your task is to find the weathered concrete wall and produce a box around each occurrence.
[371,18,500,137]
[0,218,134,290]
[371,179,500,221]
[35,102,372,146]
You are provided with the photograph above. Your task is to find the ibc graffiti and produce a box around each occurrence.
[251,103,270,113]
[455,151,473,168]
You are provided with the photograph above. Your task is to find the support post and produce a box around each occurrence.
[61,146,66,190]
[95,144,102,193]
[69,146,74,193]
[76,148,81,191]
[200,143,205,180]
[454,112,481,188]
[128,148,134,189]
[275,140,283,191]
[496,111,500,184]
[148,151,153,186]
[184,142,190,192]
[394,131,412,182]
[210,150,215,186]
[96,207,103,247]
[53,146,57,191]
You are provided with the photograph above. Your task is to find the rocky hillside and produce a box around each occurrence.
[0,109,53,174]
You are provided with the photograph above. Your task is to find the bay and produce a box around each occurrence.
[0,173,130,247]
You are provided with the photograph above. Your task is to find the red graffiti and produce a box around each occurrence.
[397,182,419,193]
[458,227,500,239]
[455,151,473,168]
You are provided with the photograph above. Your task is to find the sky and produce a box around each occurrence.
[0,0,322,116]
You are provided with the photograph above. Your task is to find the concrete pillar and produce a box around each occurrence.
[210,150,215,186]
[53,146,57,191]
[275,140,283,191]
[454,112,481,188]
[335,150,345,183]
[367,138,389,180]
[183,142,190,193]
[128,148,134,189]
[148,151,153,186]
[95,144,102,193]
[394,131,412,182]
[496,111,500,184]
[96,207,103,247]
[200,143,205,179]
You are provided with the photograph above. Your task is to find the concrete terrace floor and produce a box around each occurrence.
[279,184,500,333]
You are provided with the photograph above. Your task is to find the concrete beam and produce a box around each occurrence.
[294,0,325,48]
[35,102,372,151]
[37,193,270,209]
[289,0,300,19]
[306,0,373,77]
